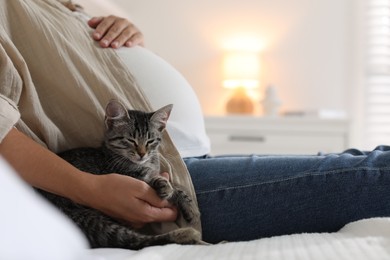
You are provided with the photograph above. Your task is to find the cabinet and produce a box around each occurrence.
[204,116,349,155]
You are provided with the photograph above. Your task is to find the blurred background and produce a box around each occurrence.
[77,0,390,152]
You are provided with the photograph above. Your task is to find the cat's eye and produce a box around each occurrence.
[146,139,155,147]
[126,138,138,146]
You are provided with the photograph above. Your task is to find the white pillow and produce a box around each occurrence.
[0,156,89,260]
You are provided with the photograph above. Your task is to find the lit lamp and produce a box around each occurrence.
[223,51,260,114]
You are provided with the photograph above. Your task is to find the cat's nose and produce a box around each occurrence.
[138,149,146,158]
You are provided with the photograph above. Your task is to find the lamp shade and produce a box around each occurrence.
[223,51,260,89]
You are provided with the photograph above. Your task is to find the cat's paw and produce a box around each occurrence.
[176,190,201,225]
[182,203,201,225]
[169,227,205,245]
[152,177,174,199]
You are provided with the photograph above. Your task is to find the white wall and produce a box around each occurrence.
[78,0,356,117]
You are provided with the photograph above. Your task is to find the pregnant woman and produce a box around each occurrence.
[1,0,390,245]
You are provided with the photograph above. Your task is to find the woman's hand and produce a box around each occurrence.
[86,173,177,228]
[88,15,144,49]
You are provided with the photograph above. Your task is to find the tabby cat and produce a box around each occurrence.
[37,99,202,249]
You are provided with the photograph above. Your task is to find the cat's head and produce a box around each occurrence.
[103,99,173,164]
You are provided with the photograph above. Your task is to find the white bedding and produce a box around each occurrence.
[1,156,389,260]
[88,217,390,260]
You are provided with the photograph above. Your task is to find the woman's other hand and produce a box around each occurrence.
[88,15,144,49]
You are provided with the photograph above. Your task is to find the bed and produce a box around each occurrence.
[1,157,389,260]
[87,217,390,260]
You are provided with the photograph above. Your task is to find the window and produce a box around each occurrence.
[364,0,390,148]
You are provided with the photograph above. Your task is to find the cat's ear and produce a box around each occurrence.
[105,99,129,128]
[150,104,173,132]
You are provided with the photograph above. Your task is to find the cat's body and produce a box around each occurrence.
[37,100,202,250]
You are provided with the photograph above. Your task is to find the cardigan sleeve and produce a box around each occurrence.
[0,42,21,143]
[0,95,20,142]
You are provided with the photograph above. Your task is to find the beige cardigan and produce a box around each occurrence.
[0,0,200,233]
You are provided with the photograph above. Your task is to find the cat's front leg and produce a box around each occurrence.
[148,176,174,199]
[173,187,201,225]
[147,176,200,225]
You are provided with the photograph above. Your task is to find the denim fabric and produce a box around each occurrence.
[183,146,390,243]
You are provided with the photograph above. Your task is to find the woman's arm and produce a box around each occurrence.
[0,128,177,226]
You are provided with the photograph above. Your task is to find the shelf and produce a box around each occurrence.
[204,116,349,155]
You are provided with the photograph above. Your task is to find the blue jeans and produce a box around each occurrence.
[183,146,390,243]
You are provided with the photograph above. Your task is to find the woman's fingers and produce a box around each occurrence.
[87,16,144,48]
[140,199,178,223]
[90,174,178,226]
[125,31,144,47]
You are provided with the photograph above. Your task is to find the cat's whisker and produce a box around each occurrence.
[106,154,129,172]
